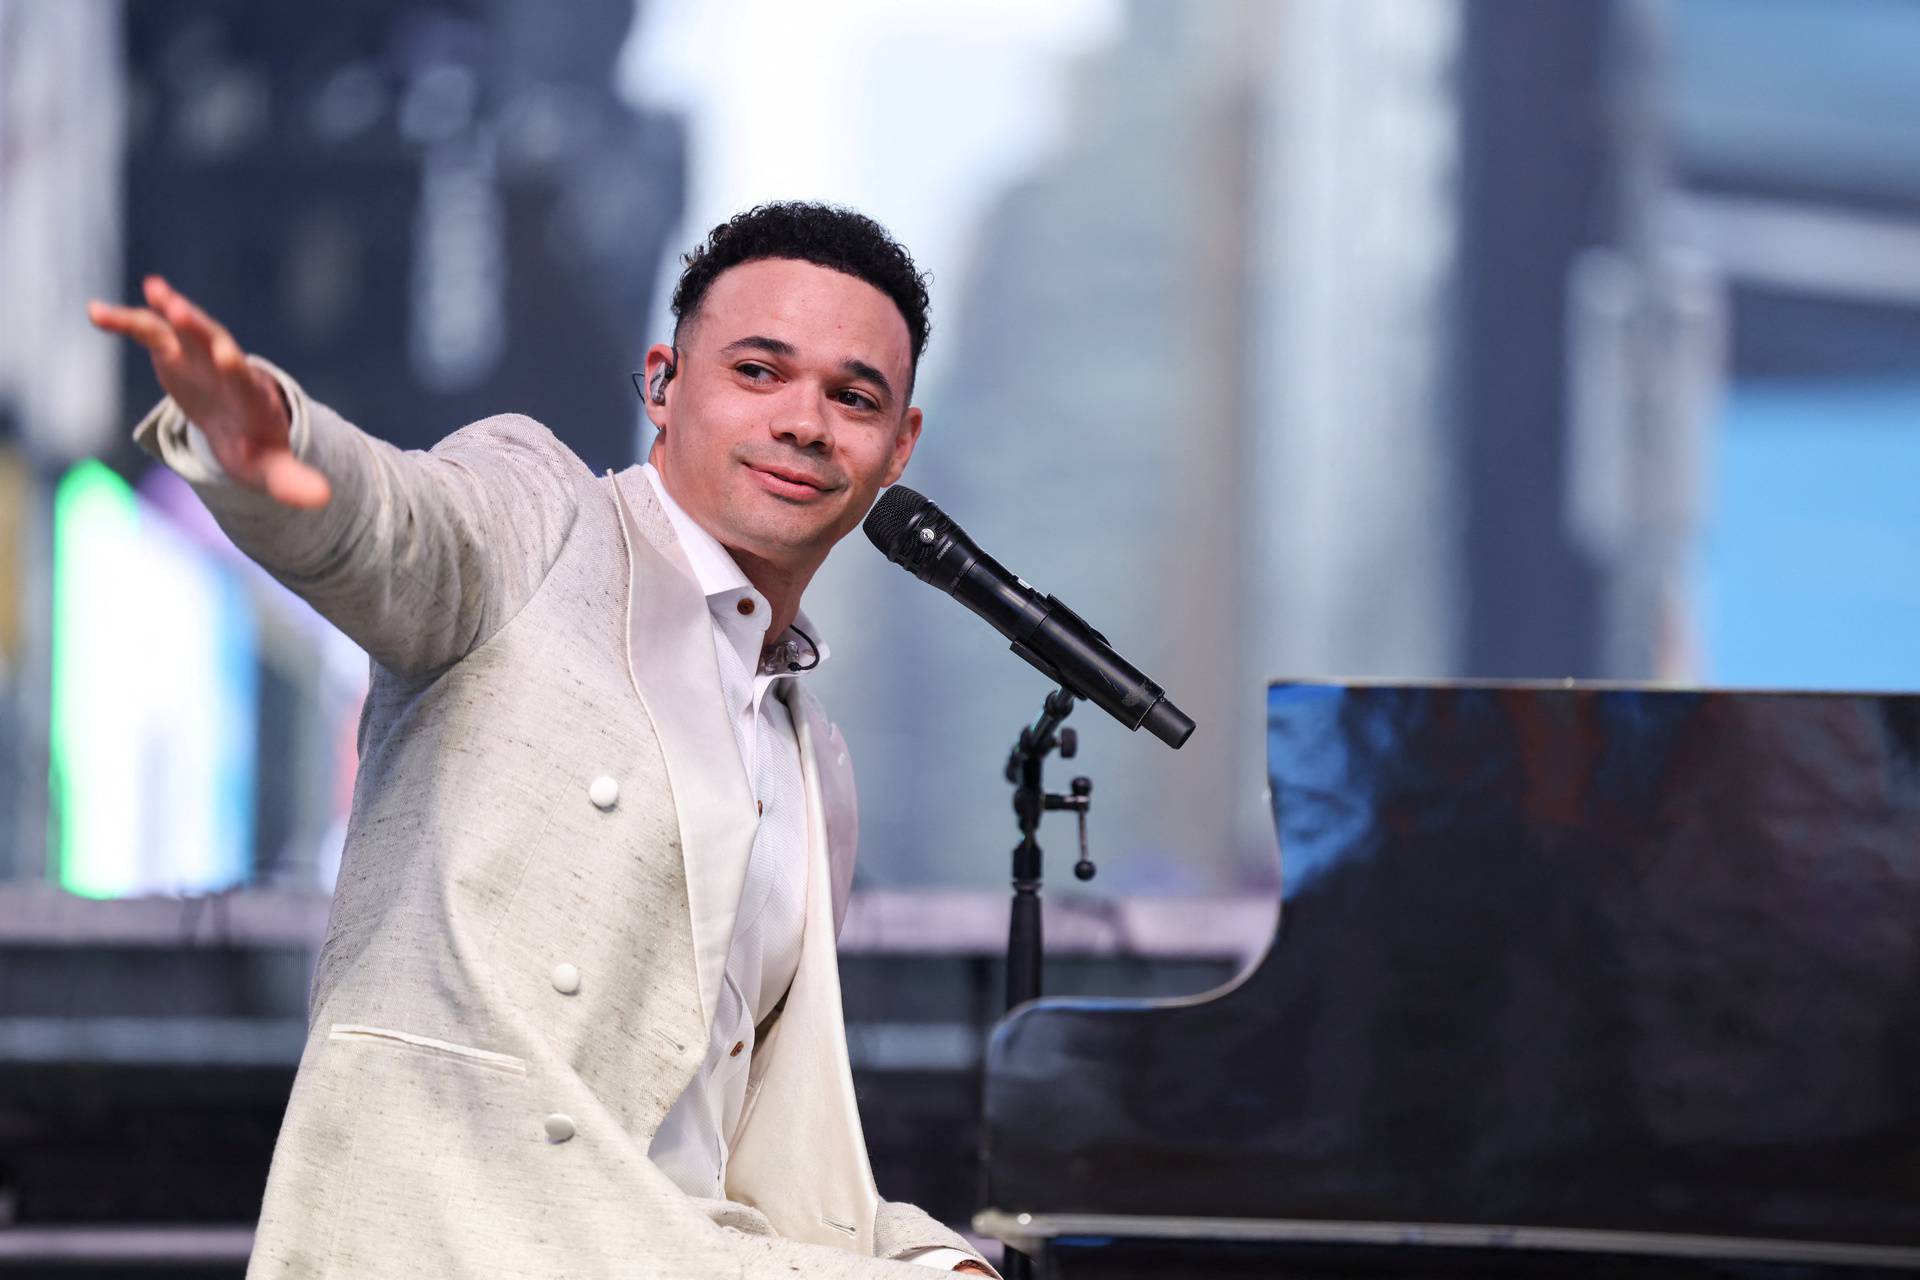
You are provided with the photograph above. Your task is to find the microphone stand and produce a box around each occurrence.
[999,686,1095,1280]
[1003,685,1096,1010]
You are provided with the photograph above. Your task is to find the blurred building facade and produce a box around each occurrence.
[0,0,1914,914]
[0,0,686,892]
[1668,0,1920,689]
[118,0,683,471]
[824,1,1280,896]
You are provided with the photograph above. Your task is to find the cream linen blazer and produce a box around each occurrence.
[134,361,982,1279]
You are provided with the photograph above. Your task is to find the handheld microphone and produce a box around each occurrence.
[863,485,1194,749]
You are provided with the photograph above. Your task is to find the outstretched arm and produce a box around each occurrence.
[89,277,590,675]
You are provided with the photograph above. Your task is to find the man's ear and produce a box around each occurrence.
[883,405,923,488]
[641,342,677,431]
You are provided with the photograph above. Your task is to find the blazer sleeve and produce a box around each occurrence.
[676,1193,994,1276]
[133,356,593,676]
[875,1198,996,1273]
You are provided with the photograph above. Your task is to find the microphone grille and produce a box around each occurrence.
[863,484,929,556]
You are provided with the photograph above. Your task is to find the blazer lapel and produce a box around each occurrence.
[606,469,757,1032]
[723,695,880,1251]
[783,681,860,936]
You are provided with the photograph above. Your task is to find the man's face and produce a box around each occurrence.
[644,258,922,573]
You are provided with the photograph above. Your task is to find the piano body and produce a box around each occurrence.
[977,681,1920,1277]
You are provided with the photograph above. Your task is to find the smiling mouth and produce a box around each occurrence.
[747,462,834,493]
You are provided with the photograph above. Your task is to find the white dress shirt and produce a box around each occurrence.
[643,463,818,1201]
[638,468,970,1272]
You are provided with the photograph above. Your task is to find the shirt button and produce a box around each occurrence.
[544,1113,577,1143]
[550,963,581,995]
[588,776,619,809]
[729,1041,745,1058]
[736,598,755,616]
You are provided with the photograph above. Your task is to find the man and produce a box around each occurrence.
[89,203,996,1278]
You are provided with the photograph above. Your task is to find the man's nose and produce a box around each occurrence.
[771,388,832,451]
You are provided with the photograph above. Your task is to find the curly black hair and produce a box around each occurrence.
[669,201,932,379]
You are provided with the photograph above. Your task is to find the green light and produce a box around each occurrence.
[49,461,139,897]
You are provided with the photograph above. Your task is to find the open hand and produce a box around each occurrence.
[87,275,331,509]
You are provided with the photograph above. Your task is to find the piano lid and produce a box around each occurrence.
[979,681,1920,1259]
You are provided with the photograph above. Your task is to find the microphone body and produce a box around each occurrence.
[865,487,1194,748]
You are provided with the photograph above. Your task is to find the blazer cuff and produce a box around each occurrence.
[898,1245,995,1274]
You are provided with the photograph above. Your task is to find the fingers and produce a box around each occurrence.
[93,276,246,372]
[86,300,183,362]
[143,275,245,370]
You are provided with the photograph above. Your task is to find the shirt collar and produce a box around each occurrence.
[639,463,830,676]
[641,462,751,600]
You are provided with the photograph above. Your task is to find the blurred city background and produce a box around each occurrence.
[1,0,1917,1266]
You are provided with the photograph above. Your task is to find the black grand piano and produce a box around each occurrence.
[977,681,1920,1277]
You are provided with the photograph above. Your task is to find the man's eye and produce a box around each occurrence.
[835,389,879,411]
[737,362,774,381]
